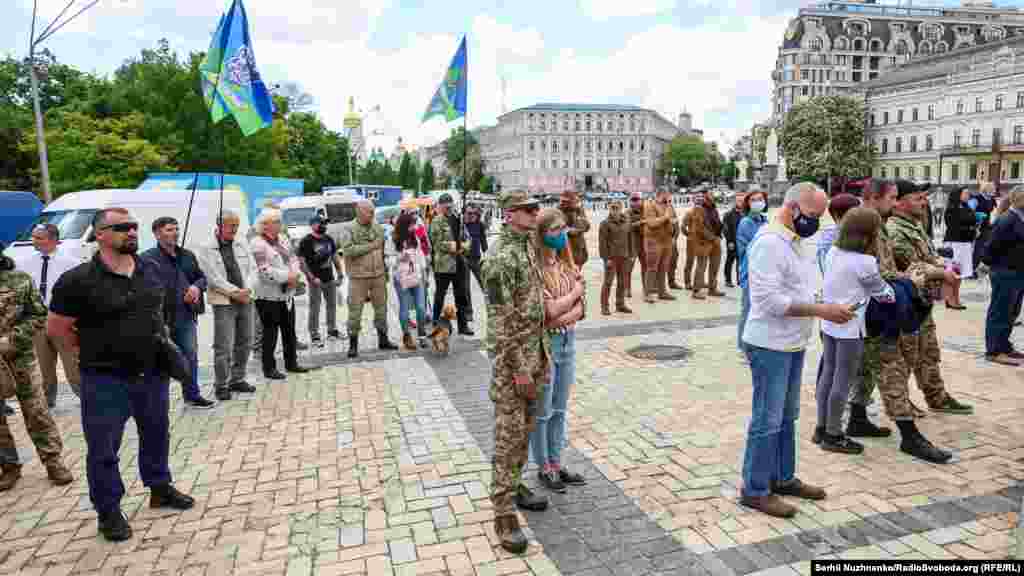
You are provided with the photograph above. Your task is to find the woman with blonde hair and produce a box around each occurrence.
[531,207,587,492]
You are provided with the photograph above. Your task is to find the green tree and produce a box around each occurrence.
[479,175,494,195]
[420,161,435,194]
[445,127,484,191]
[398,152,419,190]
[779,95,874,192]
[658,135,713,188]
[720,161,738,184]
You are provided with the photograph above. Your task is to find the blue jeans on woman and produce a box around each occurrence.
[741,346,805,498]
[531,329,576,468]
[394,277,427,335]
[738,285,751,352]
[986,269,1024,356]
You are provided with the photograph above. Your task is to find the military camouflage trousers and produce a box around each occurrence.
[875,314,949,421]
[852,336,881,407]
[0,358,64,465]
[490,375,535,517]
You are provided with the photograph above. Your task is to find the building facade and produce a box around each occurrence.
[478,103,682,195]
[773,0,1024,120]
[861,34,1024,189]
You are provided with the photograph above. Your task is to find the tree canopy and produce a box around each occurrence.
[778,95,875,189]
[658,135,723,188]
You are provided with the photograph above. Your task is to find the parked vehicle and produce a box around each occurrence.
[139,173,304,224]
[280,191,363,251]
[0,191,44,245]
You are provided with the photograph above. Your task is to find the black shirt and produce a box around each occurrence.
[49,254,165,373]
[298,234,337,283]
[219,240,245,289]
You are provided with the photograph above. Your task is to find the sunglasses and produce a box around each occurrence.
[101,222,139,233]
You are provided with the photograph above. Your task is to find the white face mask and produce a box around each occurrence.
[749,200,766,213]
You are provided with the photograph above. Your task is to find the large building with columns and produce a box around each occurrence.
[478,103,684,195]
[860,33,1024,190]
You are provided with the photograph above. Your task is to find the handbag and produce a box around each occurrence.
[398,249,421,289]
[156,331,192,388]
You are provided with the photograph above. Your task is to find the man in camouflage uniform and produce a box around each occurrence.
[429,194,473,335]
[0,243,73,491]
[559,190,590,269]
[481,189,549,554]
[341,200,398,358]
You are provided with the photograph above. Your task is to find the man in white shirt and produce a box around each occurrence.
[14,224,80,409]
[740,182,855,518]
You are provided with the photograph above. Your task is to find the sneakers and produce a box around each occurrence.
[821,434,864,455]
[98,509,133,542]
[514,485,548,511]
[987,353,1021,367]
[495,515,528,554]
[846,417,892,438]
[538,470,565,493]
[229,381,256,393]
[0,463,22,491]
[558,468,586,486]
[215,389,232,402]
[45,460,74,485]
[900,430,952,464]
[740,494,796,518]
[186,397,216,409]
[930,396,974,415]
[326,330,342,341]
[772,478,826,500]
[150,484,195,510]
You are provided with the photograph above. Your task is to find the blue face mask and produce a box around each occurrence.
[543,230,568,251]
[966,198,978,210]
[792,206,821,238]
[749,200,766,214]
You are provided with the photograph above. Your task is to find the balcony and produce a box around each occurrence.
[939,141,1002,156]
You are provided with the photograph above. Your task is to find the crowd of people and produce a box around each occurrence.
[0,178,1020,549]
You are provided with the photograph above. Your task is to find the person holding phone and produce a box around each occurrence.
[815,208,895,455]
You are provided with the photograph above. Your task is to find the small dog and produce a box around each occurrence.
[429,303,457,356]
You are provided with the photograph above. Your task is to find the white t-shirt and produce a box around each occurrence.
[821,247,895,339]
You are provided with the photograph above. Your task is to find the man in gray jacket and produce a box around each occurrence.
[198,211,258,401]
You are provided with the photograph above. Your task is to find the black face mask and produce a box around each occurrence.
[792,206,821,238]
[315,224,327,234]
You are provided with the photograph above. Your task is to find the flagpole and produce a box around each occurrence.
[181,171,200,249]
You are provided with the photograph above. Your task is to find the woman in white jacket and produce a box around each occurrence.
[393,212,428,350]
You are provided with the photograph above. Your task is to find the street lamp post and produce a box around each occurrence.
[28,0,101,203]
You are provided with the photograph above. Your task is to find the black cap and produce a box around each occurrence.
[894,179,921,199]
[438,193,454,205]
[309,214,327,225]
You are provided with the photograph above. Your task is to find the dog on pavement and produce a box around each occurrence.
[429,303,456,356]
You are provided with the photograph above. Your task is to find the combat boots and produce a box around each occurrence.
[378,329,398,351]
[45,459,73,486]
[846,404,891,438]
[0,462,22,491]
[494,515,528,554]
[896,421,951,464]
[348,336,359,359]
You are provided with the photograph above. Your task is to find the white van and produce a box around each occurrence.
[3,188,250,264]
[280,190,362,249]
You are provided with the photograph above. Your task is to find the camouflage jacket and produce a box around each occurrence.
[562,206,590,267]
[341,220,387,279]
[429,215,461,275]
[0,267,47,367]
[481,226,549,393]
[886,213,945,297]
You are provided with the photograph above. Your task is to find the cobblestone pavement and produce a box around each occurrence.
[2,220,1022,575]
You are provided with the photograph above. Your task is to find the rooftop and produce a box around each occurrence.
[507,103,651,114]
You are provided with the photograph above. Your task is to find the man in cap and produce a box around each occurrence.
[559,190,591,268]
[0,241,74,491]
[481,189,549,554]
[625,192,646,298]
[298,213,344,347]
[341,200,398,357]
[642,188,678,303]
[429,193,473,335]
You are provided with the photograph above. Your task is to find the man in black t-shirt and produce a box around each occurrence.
[298,214,344,347]
[46,207,194,542]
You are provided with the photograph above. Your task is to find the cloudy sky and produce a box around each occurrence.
[0,0,981,155]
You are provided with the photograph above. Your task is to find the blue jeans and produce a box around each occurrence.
[531,329,576,468]
[172,318,199,401]
[738,285,751,352]
[986,269,1024,355]
[741,346,804,498]
[396,280,427,334]
[81,368,172,515]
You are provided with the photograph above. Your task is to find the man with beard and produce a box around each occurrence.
[690,189,725,300]
[643,188,678,303]
[625,192,646,298]
[47,208,195,541]
[560,190,590,269]
[429,194,473,335]
[598,200,632,315]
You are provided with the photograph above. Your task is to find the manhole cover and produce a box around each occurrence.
[626,345,691,362]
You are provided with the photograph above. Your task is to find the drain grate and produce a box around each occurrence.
[625,344,692,362]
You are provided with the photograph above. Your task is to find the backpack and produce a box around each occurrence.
[398,247,421,289]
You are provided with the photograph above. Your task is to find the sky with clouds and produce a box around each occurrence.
[1,0,1002,156]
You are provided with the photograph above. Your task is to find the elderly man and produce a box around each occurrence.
[12,223,80,408]
[342,200,397,358]
[430,194,473,335]
[142,217,213,408]
[642,188,678,303]
[740,182,855,518]
[198,210,257,401]
[48,208,194,541]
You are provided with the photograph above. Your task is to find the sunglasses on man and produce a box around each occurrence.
[100,222,139,233]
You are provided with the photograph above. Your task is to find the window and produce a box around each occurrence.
[540,139,546,151]
[574,159,580,169]
[928,104,935,120]
[575,120,581,131]
[881,138,888,154]
[639,159,646,169]
[629,119,636,131]
[936,42,948,53]
[957,100,964,115]
[976,97,983,113]
[585,140,592,152]
[972,128,981,146]
[912,108,919,122]
[539,116,546,130]
[926,134,934,151]
[1019,92,1024,108]
[895,137,902,153]
[640,139,646,151]
[910,135,918,152]
[540,159,546,169]
[996,94,1004,111]
[801,69,809,81]
[871,38,883,52]
[619,141,625,152]
[597,140,603,152]
[1015,125,1023,145]
[802,86,809,96]
[811,37,823,51]
[585,119,591,131]
[883,111,890,124]
[898,110,904,123]
[563,160,568,169]
[854,37,865,51]
[894,166,901,179]
[881,167,888,178]
[924,165,931,179]
[529,140,535,152]
[919,42,932,56]
[908,166,915,179]
[954,131,962,147]
[994,128,1002,145]
[552,140,559,153]
[870,113,876,127]
[1013,161,1021,180]
[585,159,591,169]
[629,140,635,151]
[925,25,940,42]
[836,37,848,50]
[969,163,978,180]
[951,164,959,180]
[596,119,602,132]
[607,121,613,131]
[896,40,909,57]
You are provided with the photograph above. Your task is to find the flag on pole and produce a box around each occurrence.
[199,0,274,136]
[422,37,467,123]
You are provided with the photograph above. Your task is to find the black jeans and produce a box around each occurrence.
[724,248,738,284]
[433,269,469,327]
[255,299,297,373]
